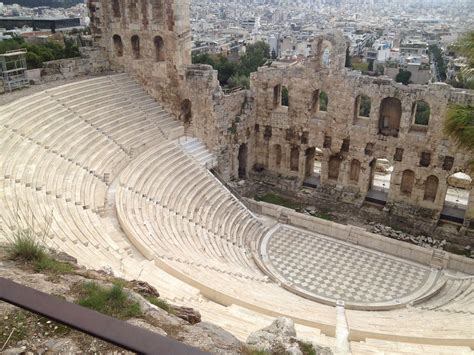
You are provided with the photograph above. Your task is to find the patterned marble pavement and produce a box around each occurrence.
[262,225,430,304]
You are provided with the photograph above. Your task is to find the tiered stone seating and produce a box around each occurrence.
[416,277,474,314]
[1,75,473,354]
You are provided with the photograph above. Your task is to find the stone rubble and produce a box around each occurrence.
[369,222,447,250]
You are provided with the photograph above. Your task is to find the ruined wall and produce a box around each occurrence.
[89,0,191,115]
[248,31,474,233]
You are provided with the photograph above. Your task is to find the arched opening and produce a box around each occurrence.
[303,147,323,188]
[327,155,340,181]
[131,35,140,59]
[413,100,430,125]
[441,172,472,224]
[281,86,289,107]
[112,0,121,17]
[366,158,393,204]
[112,34,123,57]
[379,97,402,137]
[423,175,438,202]
[238,144,248,179]
[154,36,165,62]
[274,144,282,169]
[355,94,371,120]
[350,159,361,183]
[290,146,299,172]
[304,147,315,178]
[319,91,328,112]
[179,99,192,126]
[400,169,415,196]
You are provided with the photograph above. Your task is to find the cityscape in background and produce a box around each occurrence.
[0,0,472,86]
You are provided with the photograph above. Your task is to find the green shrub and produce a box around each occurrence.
[76,282,141,319]
[2,208,52,262]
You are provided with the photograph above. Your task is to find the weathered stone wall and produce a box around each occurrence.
[248,31,474,234]
[89,0,191,116]
[39,47,110,82]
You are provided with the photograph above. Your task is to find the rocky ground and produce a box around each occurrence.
[0,244,332,354]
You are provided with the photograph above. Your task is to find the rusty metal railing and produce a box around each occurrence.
[0,277,208,355]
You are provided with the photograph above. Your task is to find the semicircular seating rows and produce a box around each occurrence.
[0,74,473,354]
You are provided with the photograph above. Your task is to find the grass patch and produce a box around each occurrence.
[145,295,174,314]
[298,340,317,355]
[75,281,141,319]
[34,255,75,274]
[255,193,303,210]
[5,226,46,262]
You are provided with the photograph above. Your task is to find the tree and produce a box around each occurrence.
[449,31,474,87]
[395,69,411,85]
[443,31,474,159]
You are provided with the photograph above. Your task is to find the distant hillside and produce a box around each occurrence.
[1,0,83,8]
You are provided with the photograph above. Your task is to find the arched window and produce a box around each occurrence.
[328,155,340,180]
[290,147,299,172]
[319,91,328,112]
[238,144,248,178]
[413,100,430,125]
[423,175,438,202]
[131,35,140,59]
[112,0,120,17]
[350,159,361,182]
[400,169,415,195]
[274,144,282,169]
[112,34,123,57]
[379,97,402,137]
[154,36,165,62]
[355,94,371,118]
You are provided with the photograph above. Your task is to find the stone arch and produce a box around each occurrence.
[400,169,415,195]
[112,34,123,57]
[413,100,430,125]
[328,155,340,180]
[355,94,371,119]
[238,144,248,178]
[179,99,192,125]
[154,36,165,62]
[423,175,438,202]
[131,35,140,59]
[290,146,299,172]
[274,144,282,169]
[350,159,361,182]
[379,97,402,137]
[112,0,121,17]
